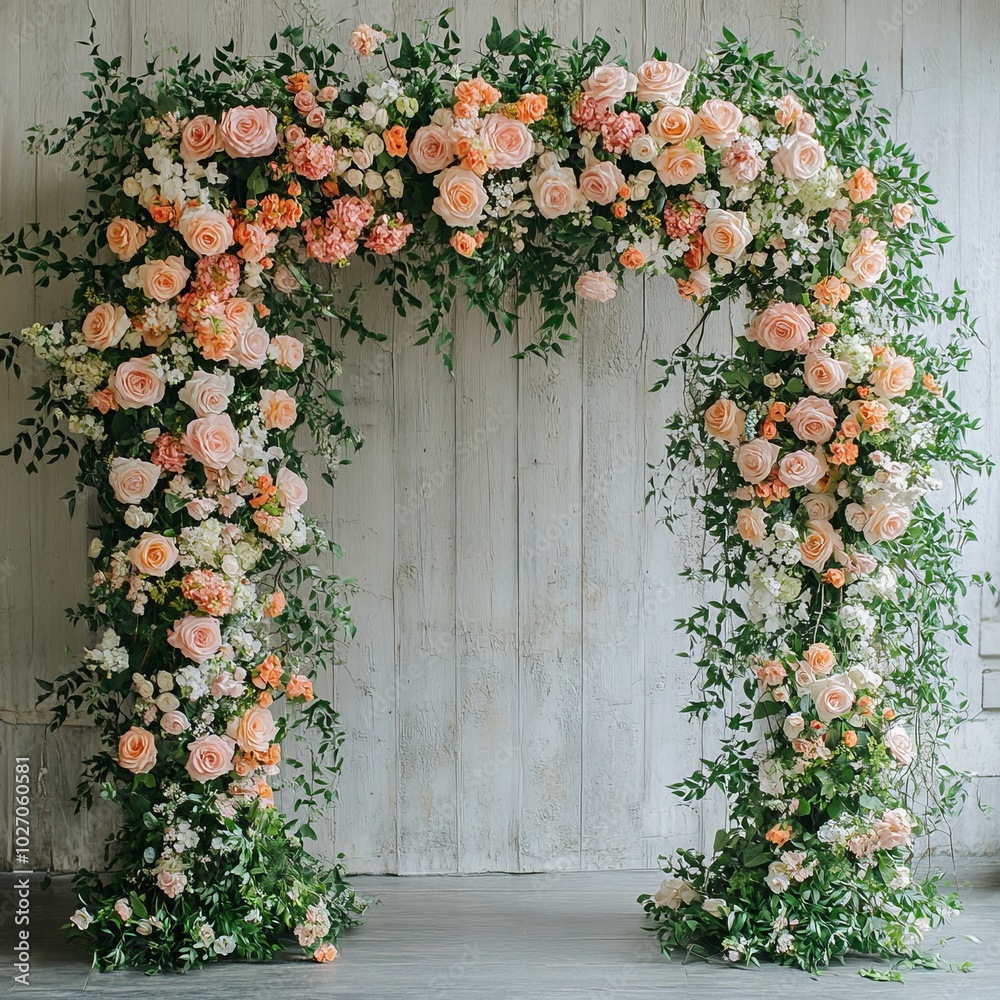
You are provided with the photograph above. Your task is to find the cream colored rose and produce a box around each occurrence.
[106,218,148,261]
[582,64,637,110]
[479,113,534,170]
[696,99,743,148]
[648,105,697,143]
[185,734,235,782]
[137,255,191,302]
[219,106,278,158]
[883,727,914,765]
[167,614,222,663]
[575,270,617,302]
[841,228,887,288]
[747,302,814,353]
[873,807,912,848]
[109,457,160,505]
[432,166,489,227]
[178,370,235,418]
[235,705,278,754]
[231,325,271,369]
[782,712,805,740]
[408,124,456,173]
[703,398,744,446]
[160,710,190,736]
[653,144,705,186]
[703,209,752,261]
[177,204,234,257]
[870,350,915,399]
[771,131,826,180]
[579,161,626,205]
[275,466,308,510]
[529,164,582,219]
[260,388,298,431]
[183,414,240,470]
[180,115,222,162]
[118,726,156,773]
[778,449,823,487]
[111,356,165,409]
[800,492,837,521]
[862,503,911,545]
[268,335,305,370]
[128,532,179,577]
[651,876,699,910]
[809,674,856,723]
[786,396,837,443]
[82,302,131,350]
[798,518,839,570]
[736,438,779,484]
[803,352,849,395]
[737,507,767,547]
[635,59,689,104]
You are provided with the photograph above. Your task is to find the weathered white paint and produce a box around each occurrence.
[1,0,997,873]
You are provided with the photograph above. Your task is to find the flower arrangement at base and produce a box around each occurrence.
[0,13,982,975]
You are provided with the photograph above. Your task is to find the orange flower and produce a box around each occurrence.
[766,824,792,847]
[811,275,851,307]
[257,691,273,708]
[683,233,708,270]
[313,943,338,963]
[264,590,286,618]
[761,419,777,440]
[619,247,645,269]
[883,707,896,720]
[857,696,874,715]
[857,401,889,433]
[840,416,861,439]
[612,201,627,219]
[383,124,408,157]
[286,673,315,701]
[253,653,284,690]
[319,180,339,198]
[285,72,312,93]
[923,372,942,395]
[856,385,870,399]
[823,568,845,587]
[250,474,278,509]
[255,779,274,808]
[828,440,859,467]
[261,743,282,766]
[450,232,477,258]
[515,92,548,123]
[770,480,790,500]
[843,729,858,748]
[287,179,302,197]
[767,401,787,422]
[453,100,478,120]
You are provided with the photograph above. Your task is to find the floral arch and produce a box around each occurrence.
[0,15,981,975]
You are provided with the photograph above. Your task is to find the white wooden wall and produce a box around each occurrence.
[1,0,998,873]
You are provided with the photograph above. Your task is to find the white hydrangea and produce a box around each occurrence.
[85,630,130,676]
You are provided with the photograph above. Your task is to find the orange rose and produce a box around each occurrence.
[177,205,234,257]
[286,674,314,700]
[383,124,408,157]
[118,726,156,774]
[235,706,277,754]
[703,398,744,446]
[259,388,298,430]
[862,503,911,545]
[841,228,887,288]
[619,247,645,269]
[180,115,222,162]
[254,653,284,690]
[798,519,839,570]
[653,143,705,186]
[870,350,914,399]
[786,396,837,443]
[106,218,148,261]
[83,302,130,350]
[696,99,743,148]
[891,202,915,228]
[765,824,792,847]
[450,231,477,257]
[648,105,697,144]
[771,132,825,180]
[846,166,877,203]
[747,302,813,353]
[136,255,191,302]
[515,92,548,124]
[804,642,836,674]
[128,532,179,577]
[185,734,235,782]
[811,275,850,307]
[803,352,849,395]
[432,166,489,227]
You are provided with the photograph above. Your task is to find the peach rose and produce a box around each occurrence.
[801,492,837,521]
[771,131,826,180]
[235,705,278,753]
[891,202,915,228]
[736,438,780,484]
[677,268,711,301]
[804,642,836,675]
[846,166,877,203]
[873,807,912,849]
[432,166,489,227]
[180,115,222,162]
[408,124,456,174]
[775,93,804,127]
[529,164,581,219]
[648,105,697,144]
[582,63,637,110]
[184,414,240,470]
[720,137,765,186]
[269,334,305,370]
[786,396,837,443]
[579,160,627,205]
[778,449,823,488]
[799,519,839,569]
[653,144,705,186]
[137,255,191,302]
[128,532,179,577]
[109,457,160,504]
[809,675,855,723]
[515,92,548,124]
[177,205,234,257]
[704,398,745,446]
[160,710,190,736]
[231,325,271,369]
[168,614,222,663]
[219,106,278,158]
[157,870,188,898]
[575,270,617,302]
[737,507,767,546]
[178,369,235,418]
[118,726,156,774]
[110,356,165,409]
[696,99,743,148]
[106,217,148,261]
[747,302,814,353]
[703,208,752,261]
[841,228,887,288]
[313,942,338,963]
[185,734,235,782]
[803,352,849,395]
[863,503,911,545]
[275,466,308,510]
[82,302,131,350]
[479,113,534,170]
[260,388,298,431]
[286,674,314,700]
[223,297,256,332]
[635,59,689,104]
[870,350,914,399]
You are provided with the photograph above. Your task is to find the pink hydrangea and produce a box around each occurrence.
[662,196,707,239]
[301,216,358,264]
[181,569,233,616]
[570,97,609,131]
[327,196,375,240]
[600,111,645,155]
[151,433,187,473]
[193,253,241,299]
[364,213,414,255]
[286,137,338,180]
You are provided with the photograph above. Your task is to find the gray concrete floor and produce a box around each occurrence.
[1,863,998,998]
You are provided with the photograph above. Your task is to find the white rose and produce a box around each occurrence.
[386,169,404,198]
[766,862,791,894]
[88,538,104,559]
[365,170,384,190]
[363,133,385,157]
[884,726,913,765]
[155,670,174,691]
[132,674,154,700]
[345,168,364,188]
[629,135,658,163]
[782,712,805,740]
[701,898,727,917]
[652,876,700,910]
[156,692,180,713]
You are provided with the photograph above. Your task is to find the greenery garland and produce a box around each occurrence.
[0,12,983,975]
